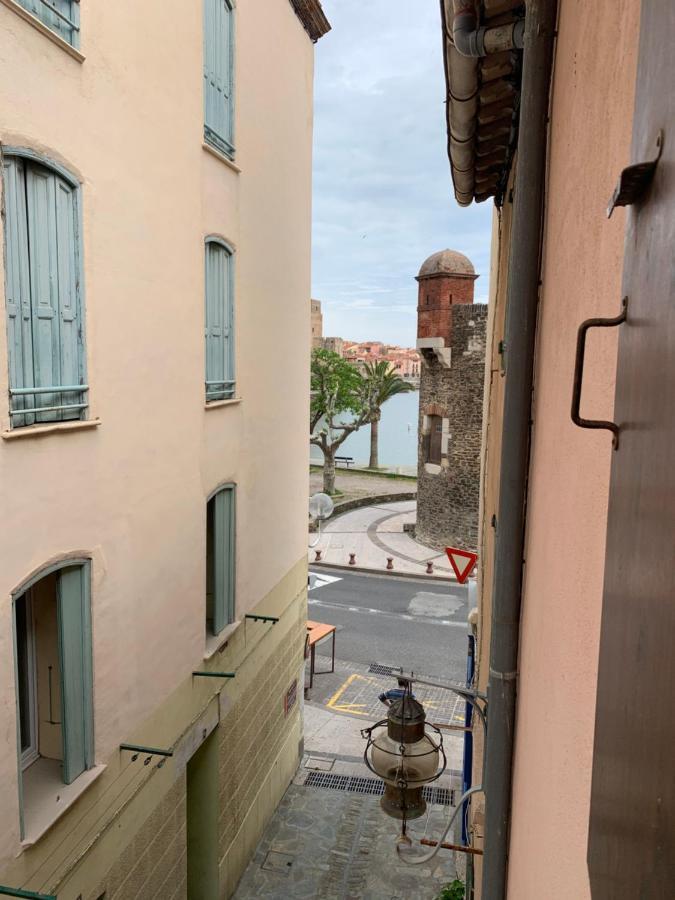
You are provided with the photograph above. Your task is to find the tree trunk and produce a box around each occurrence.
[323,452,336,494]
[369,416,380,469]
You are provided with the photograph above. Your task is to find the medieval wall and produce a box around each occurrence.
[416,304,487,551]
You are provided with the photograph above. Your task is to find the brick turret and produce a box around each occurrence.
[416,249,477,367]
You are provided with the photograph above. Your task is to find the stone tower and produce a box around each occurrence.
[415,250,487,552]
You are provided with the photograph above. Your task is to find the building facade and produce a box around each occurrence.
[440,1,673,898]
[415,250,486,551]
[0,1,329,898]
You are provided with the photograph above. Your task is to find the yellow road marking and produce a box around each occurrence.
[330,702,369,716]
[326,673,374,714]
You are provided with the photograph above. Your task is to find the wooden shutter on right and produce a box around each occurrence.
[209,487,236,635]
[57,565,93,785]
[203,0,234,157]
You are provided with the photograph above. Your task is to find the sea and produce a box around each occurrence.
[310,390,419,470]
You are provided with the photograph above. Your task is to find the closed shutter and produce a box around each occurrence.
[3,158,34,427]
[17,1,79,47]
[205,241,234,401]
[203,0,234,156]
[209,487,236,635]
[57,565,93,785]
[54,176,82,416]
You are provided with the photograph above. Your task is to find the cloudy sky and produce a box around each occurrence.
[311,0,493,347]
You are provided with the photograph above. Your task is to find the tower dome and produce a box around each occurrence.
[417,249,476,279]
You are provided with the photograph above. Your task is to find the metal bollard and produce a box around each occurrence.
[314,549,322,562]
[426,561,434,574]
[386,557,394,570]
[349,553,356,565]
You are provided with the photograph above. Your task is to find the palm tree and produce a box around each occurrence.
[362,360,415,469]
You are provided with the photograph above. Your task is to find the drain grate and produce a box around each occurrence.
[303,771,454,806]
[368,662,403,677]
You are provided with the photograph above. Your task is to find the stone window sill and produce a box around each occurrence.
[21,760,106,847]
[424,463,442,475]
[0,0,85,62]
[2,418,101,441]
[204,620,241,660]
[205,398,242,410]
[202,142,242,174]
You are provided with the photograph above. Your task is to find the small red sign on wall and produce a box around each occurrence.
[284,679,298,717]
[446,547,478,584]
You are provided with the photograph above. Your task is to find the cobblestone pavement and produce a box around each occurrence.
[232,783,465,900]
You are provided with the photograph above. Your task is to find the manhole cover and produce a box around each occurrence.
[305,756,334,771]
[262,851,295,874]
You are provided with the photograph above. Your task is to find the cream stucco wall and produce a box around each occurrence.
[0,0,315,885]
[506,1,640,896]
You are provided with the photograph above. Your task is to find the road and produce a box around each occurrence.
[307,567,471,703]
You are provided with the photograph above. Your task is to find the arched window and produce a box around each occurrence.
[3,153,87,428]
[206,485,236,635]
[204,238,235,402]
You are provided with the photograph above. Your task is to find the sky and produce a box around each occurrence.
[311,0,493,348]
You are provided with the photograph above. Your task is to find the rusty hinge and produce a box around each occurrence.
[607,130,663,218]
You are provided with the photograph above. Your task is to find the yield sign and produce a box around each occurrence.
[445,547,478,584]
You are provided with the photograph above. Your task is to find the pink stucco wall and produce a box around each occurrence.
[507,1,639,896]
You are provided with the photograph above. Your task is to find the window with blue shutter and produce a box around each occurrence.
[3,154,87,428]
[205,239,235,402]
[203,0,235,159]
[206,486,236,636]
[15,1,80,48]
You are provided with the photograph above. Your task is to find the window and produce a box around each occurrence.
[204,239,235,401]
[3,154,87,428]
[16,0,80,48]
[424,415,443,465]
[203,0,235,159]
[206,486,236,635]
[13,563,94,835]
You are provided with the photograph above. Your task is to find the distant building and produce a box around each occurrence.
[415,250,486,551]
[322,336,344,355]
[311,299,323,349]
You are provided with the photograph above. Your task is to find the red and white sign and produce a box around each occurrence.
[445,547,478,584]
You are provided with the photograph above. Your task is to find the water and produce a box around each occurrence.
[310,390,419,469]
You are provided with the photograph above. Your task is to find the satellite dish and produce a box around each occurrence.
[309,492,334,521]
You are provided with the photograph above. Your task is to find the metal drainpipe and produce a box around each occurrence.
[481,1,558,898]
[452,0,525,57]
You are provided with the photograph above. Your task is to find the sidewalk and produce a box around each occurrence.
[233,700,467,900]
[309,500,455,579]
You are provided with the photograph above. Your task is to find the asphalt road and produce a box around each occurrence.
[307,567,471,688]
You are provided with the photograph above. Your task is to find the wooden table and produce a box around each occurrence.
[306,619,336,689]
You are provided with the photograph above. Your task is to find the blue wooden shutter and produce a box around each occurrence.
[3,158,34,427]
[203,0,234,156]
[57,565,93,785]
[17,1,80,47]
[205,241,234,401]
[210,488,235,635]
[24,163,83,423]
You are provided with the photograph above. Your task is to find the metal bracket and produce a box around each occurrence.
[607,130,663,218]
[120,743,174,767]
[571,297,628,449]
[245,614,279,624]
[0,888,56,900]
[192,671,235,678]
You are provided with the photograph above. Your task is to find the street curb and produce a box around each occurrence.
[329,491,417,517]
[310,560,459,584]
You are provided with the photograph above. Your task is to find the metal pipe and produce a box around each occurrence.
[452,0,524,58]
[0,888,56,900]
[481,2,558,898]
[420,838,484,856]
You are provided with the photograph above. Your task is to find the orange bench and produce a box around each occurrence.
[306,619,336,689]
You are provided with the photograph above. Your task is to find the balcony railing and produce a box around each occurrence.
[18,0,80,48]
[206,380,236,402]
[9,384,88,425]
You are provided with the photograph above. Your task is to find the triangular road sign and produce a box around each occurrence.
[445,547,478,584]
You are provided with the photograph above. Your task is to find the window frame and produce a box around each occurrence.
[11,558,94,839]
[203,0,236,160]
[426,414,443,465]
[204,236,235,403]
[2,147,88,429]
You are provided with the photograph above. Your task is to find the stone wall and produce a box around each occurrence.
[416,305,488,551]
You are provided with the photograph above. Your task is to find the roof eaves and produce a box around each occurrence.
[288,0,331,42]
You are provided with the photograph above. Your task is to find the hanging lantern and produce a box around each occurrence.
[363,694,446,821]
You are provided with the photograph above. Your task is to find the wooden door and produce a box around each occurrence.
[587,2,675,896]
